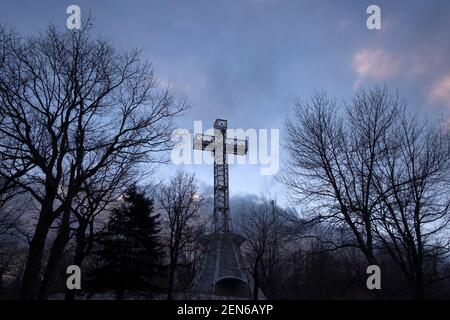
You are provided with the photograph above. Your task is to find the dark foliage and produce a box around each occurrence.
[89,186,163,299]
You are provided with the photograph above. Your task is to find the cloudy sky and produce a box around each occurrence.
[1,0,449,207]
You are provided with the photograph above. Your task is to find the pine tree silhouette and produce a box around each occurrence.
[90,185,163,299]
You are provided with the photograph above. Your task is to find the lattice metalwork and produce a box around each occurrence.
[193,119,248,233]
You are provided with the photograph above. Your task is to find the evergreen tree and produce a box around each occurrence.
[91,185,163,299]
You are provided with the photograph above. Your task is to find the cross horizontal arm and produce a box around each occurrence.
[225,138,248,155]
[193,134,215,150]
[193,134,248,155]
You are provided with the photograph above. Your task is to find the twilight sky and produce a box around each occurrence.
[1,0,449,207]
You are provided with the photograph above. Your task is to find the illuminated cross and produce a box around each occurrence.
[193,119,248,233]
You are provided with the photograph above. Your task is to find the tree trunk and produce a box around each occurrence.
[414,265,425,300]
[65,222,88,301]
[20,200,54,299]
[167,244,179,300]
[252,261,260,300]
[253,273,260,300]
[38,207,71,300]
[167,263,176,300]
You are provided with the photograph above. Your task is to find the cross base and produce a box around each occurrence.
[191,232,266,299]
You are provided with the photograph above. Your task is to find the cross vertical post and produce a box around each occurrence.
[193,119,248,233]
[213,119,230,233]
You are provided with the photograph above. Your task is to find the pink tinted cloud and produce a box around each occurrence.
[353,48,398,80]
[430,75,450,109]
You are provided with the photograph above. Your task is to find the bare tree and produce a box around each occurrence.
[0,22,186,299]
[157,171,205,300]
[282,87,450,299]
[282,88,400,266]
[372,111,450,299]
[235,197,289,299]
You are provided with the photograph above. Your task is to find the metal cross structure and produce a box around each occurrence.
[193,119,248,233]
[191,119,265,299]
